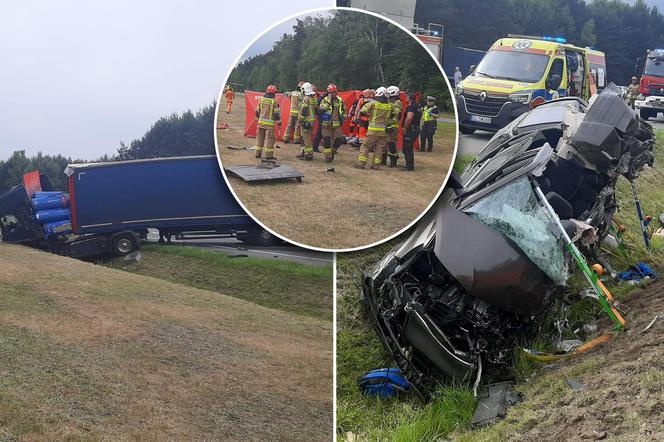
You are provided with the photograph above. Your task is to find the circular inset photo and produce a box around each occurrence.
[215,7,458,251]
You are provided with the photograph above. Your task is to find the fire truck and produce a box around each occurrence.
[635,49,664,121]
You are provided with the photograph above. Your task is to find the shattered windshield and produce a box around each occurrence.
[476,50,549,83]
[644,57,664,78]
[463,176,569,285]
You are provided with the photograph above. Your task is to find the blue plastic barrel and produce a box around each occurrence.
[33,191,65,198]
[32,193,70,210]
[35,208,71,223]
[43,219,72,236]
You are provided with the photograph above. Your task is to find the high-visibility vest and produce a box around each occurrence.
[422,105,438,123]
[388,99,402,129]
[361,101,393,133]
[299,96,318,123]
[289,91,301,116]
[320,95,345,127]
[258,97,279,127]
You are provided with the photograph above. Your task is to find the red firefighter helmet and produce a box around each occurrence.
[266,85,277,93]
[327,83,337,93]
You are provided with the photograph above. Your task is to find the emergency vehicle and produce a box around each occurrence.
[634,49,664,121]
[456,35,606,133]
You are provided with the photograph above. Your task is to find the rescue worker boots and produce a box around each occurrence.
[386,141,399,167]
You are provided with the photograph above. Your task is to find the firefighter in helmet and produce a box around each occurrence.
[626,76,640,109]
[297,82,318,161]
[255,85,281,160]
[385,85,402,167]
[319,83,346,162]
[355,86,396,170]
[284,80,305,144]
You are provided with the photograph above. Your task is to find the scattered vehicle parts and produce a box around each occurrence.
[641,313,661,334]
[363,89,655,399]
[358,368,411,399]
[470,381,522,428]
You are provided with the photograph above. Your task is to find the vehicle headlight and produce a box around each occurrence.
[455,85,464,96]
[508,92,532,104]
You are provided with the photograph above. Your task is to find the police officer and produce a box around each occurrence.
[319,84,346,162]
[626,76,640,109]
[284,81,304,144]
[255,85,281,160]
[402,93,421,171]
[420,96,439,152]
[385,85,402,167]
[297,82,317,161]
[354,87,396,170]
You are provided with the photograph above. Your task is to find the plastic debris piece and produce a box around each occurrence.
[641,314,661,334]
[358,368,411,399]
[566,379,584,390]
[470,381,522,428]
[618,262,657,282]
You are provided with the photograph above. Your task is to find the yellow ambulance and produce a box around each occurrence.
[456,35,606,134]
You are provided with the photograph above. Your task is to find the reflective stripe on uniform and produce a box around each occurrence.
[368,102,392,131]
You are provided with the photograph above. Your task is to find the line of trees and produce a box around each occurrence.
[409,0,664,84]
[228,9,453,111]
[0,104,216,194]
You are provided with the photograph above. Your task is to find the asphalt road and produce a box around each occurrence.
[457,113,664,157]
[144,231,332,267]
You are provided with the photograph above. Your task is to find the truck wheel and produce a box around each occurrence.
[640,108,652,120]
[111,232,138,256]
[459,125,476,135]
[243,228,277,246]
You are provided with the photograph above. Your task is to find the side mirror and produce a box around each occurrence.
[546,74,562,91]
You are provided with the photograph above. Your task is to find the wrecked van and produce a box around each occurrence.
[363,89,655,399]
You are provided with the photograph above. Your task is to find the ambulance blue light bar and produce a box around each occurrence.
[542,36,567,43]
[508,34,567,43]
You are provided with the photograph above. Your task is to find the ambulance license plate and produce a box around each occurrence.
[470,115,492,124]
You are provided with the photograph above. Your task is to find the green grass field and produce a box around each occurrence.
[336,130,664,441]
[0,244,333,441]
[110,244,333,320]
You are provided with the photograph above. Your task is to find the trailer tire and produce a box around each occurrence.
[111,232,139,256]
[242,228,278,246]
[459,125,476,135]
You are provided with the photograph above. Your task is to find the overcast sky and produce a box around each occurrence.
[0,0,331,160]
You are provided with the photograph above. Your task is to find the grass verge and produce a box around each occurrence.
[336,130,664,441]
[0,244,332,441]
[109,244,333,320]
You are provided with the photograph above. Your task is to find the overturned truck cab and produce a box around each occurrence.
[364,90,656,399]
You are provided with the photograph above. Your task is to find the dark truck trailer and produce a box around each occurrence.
[0,155,269,258]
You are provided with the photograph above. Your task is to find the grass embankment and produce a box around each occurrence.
[216,94,457,250]
[0,244,332,441]
[110,244,333,320]
[336,130,664,441]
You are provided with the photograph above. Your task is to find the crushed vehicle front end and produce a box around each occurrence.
[364,91,656,399]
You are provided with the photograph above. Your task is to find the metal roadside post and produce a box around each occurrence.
[630,179,651,250]
[533,182,627,332]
